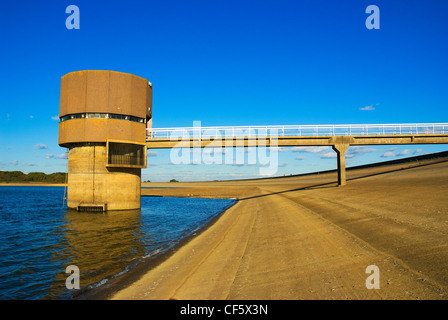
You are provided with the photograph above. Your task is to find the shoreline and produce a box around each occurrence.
[73,198,239,300]
[2,151,448,188]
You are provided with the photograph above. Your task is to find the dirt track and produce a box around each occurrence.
[111,158,448,300]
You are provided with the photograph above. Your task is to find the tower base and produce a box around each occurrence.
[66,143,142,211]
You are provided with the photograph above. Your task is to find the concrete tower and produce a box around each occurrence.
[58,70,152,211]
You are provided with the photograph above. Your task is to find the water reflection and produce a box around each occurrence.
[48,208,146,299]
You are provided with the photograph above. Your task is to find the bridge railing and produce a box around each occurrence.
[146,123,448,139]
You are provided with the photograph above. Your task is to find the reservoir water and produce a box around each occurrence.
[0,186,236,300]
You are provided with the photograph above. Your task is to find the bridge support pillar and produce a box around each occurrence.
[332,144,350,186]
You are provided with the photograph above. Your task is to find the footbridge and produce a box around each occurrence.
[146,123,448,186]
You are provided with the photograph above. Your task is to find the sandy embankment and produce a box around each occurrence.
[109,157,448,300]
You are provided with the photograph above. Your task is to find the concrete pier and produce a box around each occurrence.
[332,144,349,186]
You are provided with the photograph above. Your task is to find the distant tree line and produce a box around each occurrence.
[0,171,67,183]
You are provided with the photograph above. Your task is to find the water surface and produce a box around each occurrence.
[0,186,236,299]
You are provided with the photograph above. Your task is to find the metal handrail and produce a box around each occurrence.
[146,123,448,139]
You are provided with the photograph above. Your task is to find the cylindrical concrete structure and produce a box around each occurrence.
[58,70,152,211]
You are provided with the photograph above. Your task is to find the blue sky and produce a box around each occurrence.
[1,0,447,181]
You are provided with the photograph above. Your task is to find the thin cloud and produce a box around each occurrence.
[203,148,230,155]
[360,105,375,111]
[399,148,424,156]
[295,156,306,160]
[10,160,19,166]
[231,163,257,167]
[147,162,176,166]
[398,149,413,156]
[55,153,68,159]
[346,146,377,158]
[34,144,48,149]
[147,151,158,157]
[381,151,396,158]
[51,116,60,121]
[320,152,337,159]
[292,146,330,153]
[381,148,424,158]
[46,154,55,159]
[264,146,284,152]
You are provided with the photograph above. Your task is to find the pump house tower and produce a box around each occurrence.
[58,70,152,211]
